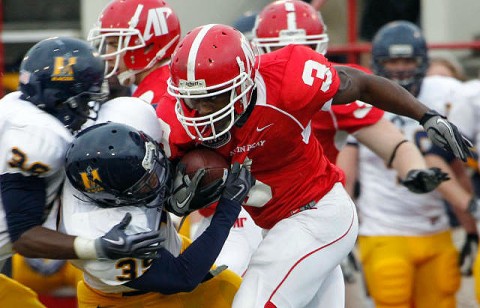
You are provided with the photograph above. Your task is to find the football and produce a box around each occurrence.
[179,148,229,188]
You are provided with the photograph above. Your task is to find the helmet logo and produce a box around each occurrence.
[388,45,413,57]
[144,8,172,41]
[142,141,157,171]
[79,166,104,193]
[179,79,207,94]
[52,57,77,81]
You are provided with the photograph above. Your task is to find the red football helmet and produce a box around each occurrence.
[88,0,180,86]
[252,0,329,54]
[167,24,258,141]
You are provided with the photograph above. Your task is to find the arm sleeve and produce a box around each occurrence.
[125,197,240,294]
[1,173,46,242]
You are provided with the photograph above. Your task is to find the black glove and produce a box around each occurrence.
[166,163,226,217]
[420,110,472,162]
[94,213,163,260]
[400,167,450,193]
[221,162,256,203]
[459,233,479,276]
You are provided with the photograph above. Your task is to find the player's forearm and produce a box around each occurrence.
[363,76,429,120]
[13,226,77,259]
[354,118,426,179]
[126,197,241,293]
[334,67,429,120]
[390,142,427,179]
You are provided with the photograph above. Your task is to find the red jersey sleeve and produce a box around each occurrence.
[331,102,384,134]
[259,45,341,122]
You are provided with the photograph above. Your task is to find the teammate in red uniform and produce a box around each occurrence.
[157,23,470,306]
[253,0,402,164]
[88,0,180,106]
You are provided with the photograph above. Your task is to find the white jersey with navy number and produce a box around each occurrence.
[58,96,182,293]
[356,75,462,236]
[0,91,73,262]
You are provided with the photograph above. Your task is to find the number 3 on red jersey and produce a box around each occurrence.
[302,60,333,92]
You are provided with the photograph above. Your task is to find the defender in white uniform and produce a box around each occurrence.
[59,99,255,307]
[0,37,164,306]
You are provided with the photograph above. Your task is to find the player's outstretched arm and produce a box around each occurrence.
[332,66,472,161]
[354,118,449,193]
[13,214,163,260]
[3,173,163,260]
[354,118,427,178]
[126,163,255,294]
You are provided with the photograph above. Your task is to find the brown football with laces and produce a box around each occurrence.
[179,148,229,188]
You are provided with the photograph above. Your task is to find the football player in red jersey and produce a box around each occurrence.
[88,0,181,107]
[157,22,470,306]
[190,0,448,280]
[252,0,418,166]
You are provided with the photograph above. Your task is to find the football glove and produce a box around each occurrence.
[420,110,472,162]
[459,233,479,276]
[220,162,256,203]
[166,163,226,217]
[400,167,450,193]
[95,213,163,260]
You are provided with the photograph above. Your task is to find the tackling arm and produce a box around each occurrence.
[354,118,427,179]
[3,174,163,260]
[126,163,255,293]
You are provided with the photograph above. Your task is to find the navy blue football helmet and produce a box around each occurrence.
[19,37,108,131]
[65,122,171,208]
[371,21,429,96]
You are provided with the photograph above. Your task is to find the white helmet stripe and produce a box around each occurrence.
[187,24,217,81]
[285,2,297,30]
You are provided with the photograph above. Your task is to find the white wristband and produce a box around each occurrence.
[73,237,98,259]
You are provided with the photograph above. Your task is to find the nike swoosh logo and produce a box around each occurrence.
[231,184,246,200]
[176,193,192,209]
[435,117,462,152]
[104,237,125,245]
[256,123,274,132]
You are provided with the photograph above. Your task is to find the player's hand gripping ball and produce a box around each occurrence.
[166,148,229,216]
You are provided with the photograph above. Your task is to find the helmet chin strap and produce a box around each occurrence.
[118,35,180,87]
